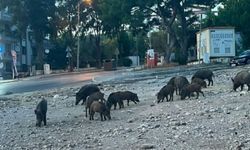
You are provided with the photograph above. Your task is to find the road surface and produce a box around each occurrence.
[0,64,231,96]
[0,71,118,95]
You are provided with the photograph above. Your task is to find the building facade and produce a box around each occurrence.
[0,8,33,79]
[196,27,236,63]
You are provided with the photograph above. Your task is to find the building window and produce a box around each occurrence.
[225,47,230,53]
[214,48,220,53]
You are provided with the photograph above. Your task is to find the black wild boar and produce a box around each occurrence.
[157,84,175,103]
[174,76,189,95]
[180,83,204,100]
[191,77,207,88]
[192,69,214,86]
[106,91,139,110]
[85,91,105,118]
[34,99,47,127]
[75,84,100,105]
[106,92,124,110]
[231,70,250,91]
[118,91,140,106]
[167,77,176,86]
[89,101,111,121]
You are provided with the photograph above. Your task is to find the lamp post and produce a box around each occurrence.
[77,2,80,71]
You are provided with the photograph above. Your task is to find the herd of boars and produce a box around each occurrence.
[34,69,250,126]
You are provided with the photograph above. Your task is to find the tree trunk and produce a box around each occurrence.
[95,35,102,69]
[34,32,45,70]
[175,2,189,65]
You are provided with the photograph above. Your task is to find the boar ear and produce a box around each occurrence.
[34,109,37,114]
[231,78,234,82]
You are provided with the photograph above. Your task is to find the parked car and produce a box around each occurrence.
[230,50,250,66]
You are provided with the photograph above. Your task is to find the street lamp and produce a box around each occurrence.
[77,0,92,71]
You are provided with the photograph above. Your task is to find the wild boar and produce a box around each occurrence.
[231,70,250,91]
[106,91,139,109]
[85,91,105,118]
[75,84,100,105]
[167,77,176,86]
[89,101,111,121]
[191,77,207,88]
[174,76,189,95]
[117,91,140,106]
[180,83,204,100]
[106,92,124,110]
[192,69,214,86]
[34,99,47,127]
[157,84,175,103]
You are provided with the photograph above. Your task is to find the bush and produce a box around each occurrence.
[122,57,132,67]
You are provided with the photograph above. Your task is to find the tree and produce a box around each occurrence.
[1,0,57,69]
[132,0,218,64]
[204,0,250,49]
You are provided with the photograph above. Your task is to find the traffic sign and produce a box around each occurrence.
[66,46,71,52]
[66,52,72,58]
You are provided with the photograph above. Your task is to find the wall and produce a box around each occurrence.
[209,28,235,57]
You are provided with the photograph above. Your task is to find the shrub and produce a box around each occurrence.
[122,57,132,67]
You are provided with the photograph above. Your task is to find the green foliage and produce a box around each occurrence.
[204,0,250,48]
[101,38,118,59]
[118,31,134,57]
[151,31,168,53]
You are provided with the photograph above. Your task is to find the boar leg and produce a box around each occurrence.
[100,113,103,121]
[170,93,173,101]
[240,84,244,91]
[200,91,205,97]
[90,112,94,120]
[196,92,199,99]
[86,107,88,118]
[114,102,117,110]
[43,114,47,126]
[127,100,129,106]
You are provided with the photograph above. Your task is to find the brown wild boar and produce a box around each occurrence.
[180,83,204,100]
[89,101,111,121]
[231,70,250,91]
[85,91,105,118]
[192,69,214,86]
[157,84,175,103]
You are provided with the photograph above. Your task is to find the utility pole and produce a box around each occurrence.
[77,2,80,71]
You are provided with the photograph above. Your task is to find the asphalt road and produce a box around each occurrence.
[0,64,231,96]
[0,71,117,95]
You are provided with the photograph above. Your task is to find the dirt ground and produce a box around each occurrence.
[1,65,250,150]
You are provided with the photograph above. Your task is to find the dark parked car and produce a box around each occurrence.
[230,50,250,66]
